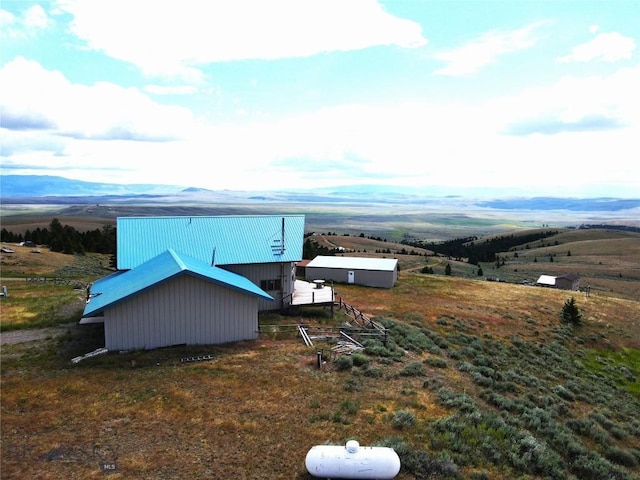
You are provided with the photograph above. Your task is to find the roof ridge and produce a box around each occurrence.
[167,248,188,271]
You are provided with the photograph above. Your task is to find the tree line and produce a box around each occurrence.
[1,219,116,255]
[402,230,560,265]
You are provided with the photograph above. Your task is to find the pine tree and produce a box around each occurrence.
[560,297,582,326]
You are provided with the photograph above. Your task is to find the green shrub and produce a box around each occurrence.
[400,361,426,377]
[471,372,493,387]
[566,418,611,445]
[470,471,489,480]
[447,349,462,360]
[340,399,360,415]
[425,357,448,368]
[604,446,638,468]
[552,384,575,402]
[334,355,353,371]
[344,378,362,392]
[392,409,416,430]
[382,318,439,353]
[570,452,631,480]
[362,338,404,358]
[351,353,369,367]
[363,366,384,378]
[436,388,479,414]
[508,431,566,479]
[376,438,460,478]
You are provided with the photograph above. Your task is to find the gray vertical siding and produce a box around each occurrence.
[104,275,259,351]
[305,266,397,288]
[224,262,295,311]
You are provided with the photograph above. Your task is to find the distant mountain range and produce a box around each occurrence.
[1,174,181,197]
[1,175,639,213]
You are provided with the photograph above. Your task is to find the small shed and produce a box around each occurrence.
[536,275,557,287]
[305,256,398,288]
[555,274,580,291]
[536,274,580,291]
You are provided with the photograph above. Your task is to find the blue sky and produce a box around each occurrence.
[1,0,638,197]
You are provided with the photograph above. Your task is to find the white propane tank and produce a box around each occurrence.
[305,440,401,479]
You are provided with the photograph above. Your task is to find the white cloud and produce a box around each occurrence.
[558,32,636,63]
[497,64,640,135]
[0,8,17,29]
[144,85,199,96]
[434,22,546,76]
[0,4,51,38]
[23,4,51,30]
[0,57,198,141]
[54,0,427,81]
[2,51,638,195]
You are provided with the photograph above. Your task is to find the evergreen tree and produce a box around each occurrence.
[48,219,65,252]
[445,263,452,276]
[560,297,582,326]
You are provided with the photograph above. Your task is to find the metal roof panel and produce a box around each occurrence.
[84,249,273,317]
[117,215,305,270]
[306,256,398,271]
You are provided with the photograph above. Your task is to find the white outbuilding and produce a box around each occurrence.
[535,274,580,291]
[305,256,398,288]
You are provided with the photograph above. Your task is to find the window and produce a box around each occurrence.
[260,279,282,291]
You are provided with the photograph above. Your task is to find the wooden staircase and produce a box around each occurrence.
[335,298,386,335]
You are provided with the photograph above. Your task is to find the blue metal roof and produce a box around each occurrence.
[83,249,273,317]
[117,215,305,270]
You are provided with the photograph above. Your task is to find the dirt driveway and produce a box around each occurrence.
[0,325,68,346]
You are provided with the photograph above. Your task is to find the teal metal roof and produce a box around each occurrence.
[117,215,305,270]
[83,249,273,317]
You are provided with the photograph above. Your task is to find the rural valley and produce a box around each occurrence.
[1,189,639,479]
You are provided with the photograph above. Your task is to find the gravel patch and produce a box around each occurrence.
[0,326,67,346]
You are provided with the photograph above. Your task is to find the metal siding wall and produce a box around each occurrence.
[104,275,258,351]
[306,267,348,284]
[360,270,394,288]
[306,267,395,288]
[225,262,292,311]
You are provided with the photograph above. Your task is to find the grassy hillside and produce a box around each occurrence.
[0,246,112,331]
[1,230,639,479]
[310,228,640,300]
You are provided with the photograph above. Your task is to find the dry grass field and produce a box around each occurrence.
[313,228,640,301]
[1,228,639,479]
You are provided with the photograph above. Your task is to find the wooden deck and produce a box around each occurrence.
[291,279,335,306]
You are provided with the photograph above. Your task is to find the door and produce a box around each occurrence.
[348,271,355,284]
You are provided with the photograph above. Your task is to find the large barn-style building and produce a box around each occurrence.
[82,215,305,350]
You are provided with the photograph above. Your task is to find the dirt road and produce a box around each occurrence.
[0,326,67,346]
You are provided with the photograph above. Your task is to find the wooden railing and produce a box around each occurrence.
[335,298,385,334]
